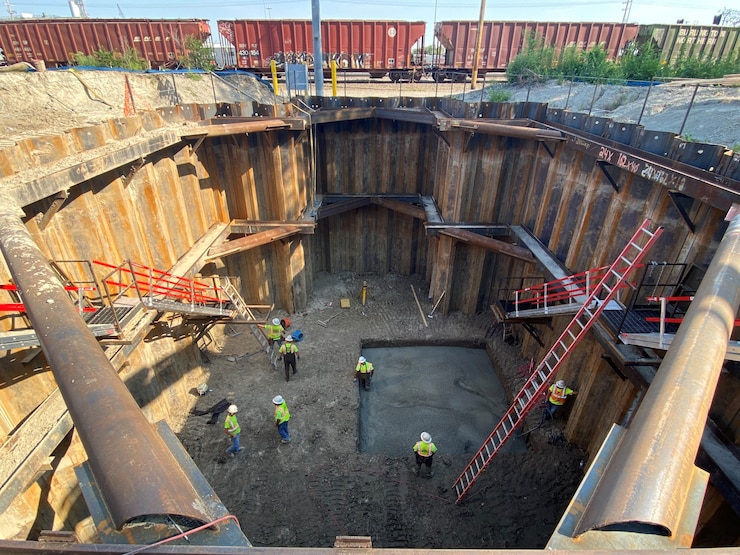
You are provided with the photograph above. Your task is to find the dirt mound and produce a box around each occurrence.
[0,70,280,146]
[474,80,740,148]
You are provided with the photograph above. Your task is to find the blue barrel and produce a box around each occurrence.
[292,329,304,341]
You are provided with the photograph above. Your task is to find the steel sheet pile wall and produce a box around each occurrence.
[638,24,740,63]
[217,19,425,73]
[0,18,210,67]
[435,21,639,70]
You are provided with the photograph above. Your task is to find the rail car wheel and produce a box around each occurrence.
[412,71,423,82]
[369,72,386,79]
[389,71,401,82]
[432,71,446,83]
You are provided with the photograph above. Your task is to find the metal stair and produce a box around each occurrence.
[453,219,663,503]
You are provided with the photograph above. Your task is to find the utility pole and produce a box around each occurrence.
[311,0,325,96]
[5,0,16,19]
[622,0,633,23]
[470,0,486,89]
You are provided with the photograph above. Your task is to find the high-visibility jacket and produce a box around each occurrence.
[224,414,241,435]
[279,343,299,356]
[548,384,574,406]
[413,441,437,457]
[265,323,284,340]
[275,402,291,424]
[356,361,374,374]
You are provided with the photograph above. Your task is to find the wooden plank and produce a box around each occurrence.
[334,536,372,548]
[169,222,229,277]
[205,226,302,261]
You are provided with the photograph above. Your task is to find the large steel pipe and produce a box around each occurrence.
[0,208,213,530]
[576,214,740,536]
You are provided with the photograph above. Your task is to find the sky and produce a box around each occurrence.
[2,0,733,45]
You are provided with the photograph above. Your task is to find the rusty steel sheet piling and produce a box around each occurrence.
[0,209,214,530]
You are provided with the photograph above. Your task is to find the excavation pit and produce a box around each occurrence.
[358,345,527,456]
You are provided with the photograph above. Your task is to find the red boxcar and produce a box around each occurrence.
[0,18,210,68]
[434,20,639,80]
[218,19,426,80]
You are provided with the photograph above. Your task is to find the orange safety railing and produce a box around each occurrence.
[511,264,643,315]
[0,283,98,313]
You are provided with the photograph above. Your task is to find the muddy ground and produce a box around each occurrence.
[177,272,586,549]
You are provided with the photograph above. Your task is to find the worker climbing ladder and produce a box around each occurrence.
[453,219,663,503]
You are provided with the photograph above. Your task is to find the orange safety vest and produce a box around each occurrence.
[548,385,571,405]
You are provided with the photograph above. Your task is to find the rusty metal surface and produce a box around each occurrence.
[575,214,740,537]
[543,121,740,211]
[0,210,213,530]
[217,20,425,73]
[0,19,209,67]
[435,21,639,70]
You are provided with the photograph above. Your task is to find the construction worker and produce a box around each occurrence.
[413,432,438,478]
[544,379,577,420]
[278,335,300,382]
[273,395,291,443]
[354,356,374,391]
[265,317,285,346]
[224,404,243,458]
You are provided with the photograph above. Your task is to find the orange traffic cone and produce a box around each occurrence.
[123,75,136,116]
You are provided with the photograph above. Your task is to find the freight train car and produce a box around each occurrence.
[217,19,426,80]
[0,18,210,68]
[636,24,740,64]
[433,20,640,81]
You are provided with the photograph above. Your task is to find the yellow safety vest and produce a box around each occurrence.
[266,323,283,340]
[279,343,298,355]
[548,385,572,405]
[275,402,291,423]
[356,362,374,374]
[414,441,437,457]
[224,414,240,435]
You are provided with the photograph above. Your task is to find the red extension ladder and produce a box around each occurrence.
[453,219,663,503]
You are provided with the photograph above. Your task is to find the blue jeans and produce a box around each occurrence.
[278,421,290,441]
[226,433,241,454]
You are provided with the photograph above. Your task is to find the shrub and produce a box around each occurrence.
[618,42,668,81]
[506,32,555,83]
[487,88,512,102]
[74,47,148,70]
[180,36,216,70]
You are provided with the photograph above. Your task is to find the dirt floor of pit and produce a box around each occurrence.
[177,272,587,549]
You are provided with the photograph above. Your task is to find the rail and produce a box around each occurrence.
[644,295,740,345]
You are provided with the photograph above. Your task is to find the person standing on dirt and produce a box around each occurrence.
[278,335,300,382]
[544,379,576,420]
[224,404,243,458]
[273,395,291,443]
[413,432,437,478]
[354,356,374,391]
[265,317,285,346]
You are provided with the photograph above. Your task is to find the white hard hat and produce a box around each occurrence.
[272,318,280,326]
[272,395,284,405]
[285,335,293,342]
[556,379,566,388]
[420,432,432,443]
[358,356,366,363]
[228,404,238,414]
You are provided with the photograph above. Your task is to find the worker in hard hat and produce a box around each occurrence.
[224,404,243,458]
[278,335,300,382]
[412,432,438,478]
[354,356,374,391]
[265,317,285,346]
[272,395,291,443]
[544,379,577,420]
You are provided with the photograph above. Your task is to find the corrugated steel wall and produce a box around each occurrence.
[638,24,740,63]
[0,18,210,66]
[435,21,640,69]
[217,19,425,71]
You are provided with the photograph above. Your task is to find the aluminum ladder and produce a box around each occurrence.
[221,279,276,368]
[453,219,663,503]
